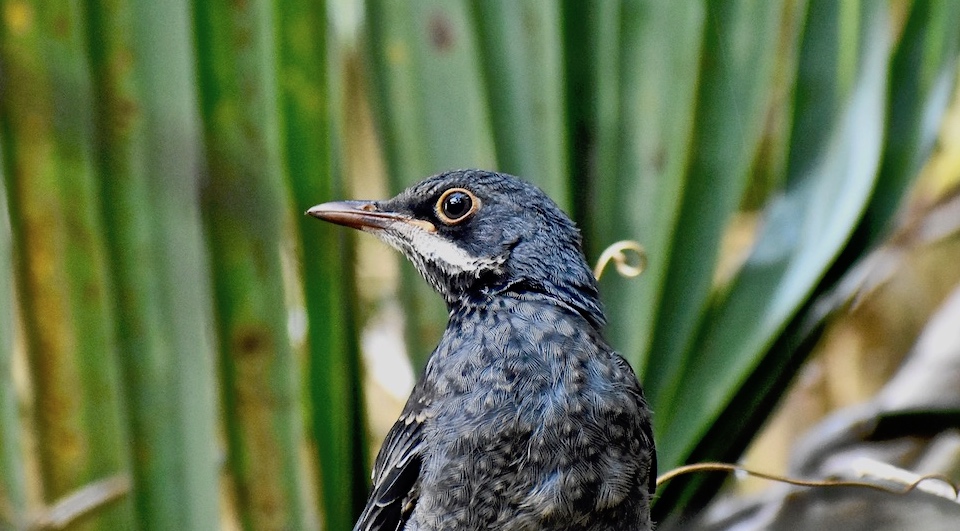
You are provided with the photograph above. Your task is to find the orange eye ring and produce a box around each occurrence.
[435,188,480,225]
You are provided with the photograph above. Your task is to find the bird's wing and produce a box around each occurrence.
[354,396,430,531]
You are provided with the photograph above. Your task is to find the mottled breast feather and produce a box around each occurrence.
[355,292,655,531]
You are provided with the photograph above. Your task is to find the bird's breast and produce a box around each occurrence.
[410,297,650,529]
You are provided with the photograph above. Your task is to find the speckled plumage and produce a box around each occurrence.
[308,170,655,531]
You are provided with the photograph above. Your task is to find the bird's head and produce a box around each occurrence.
[308,170,605,328]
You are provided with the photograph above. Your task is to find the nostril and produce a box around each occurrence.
[361,203,377,212]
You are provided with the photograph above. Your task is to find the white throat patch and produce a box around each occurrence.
[374,221,505,280]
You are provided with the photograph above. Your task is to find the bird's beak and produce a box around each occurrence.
[306,200,436,233]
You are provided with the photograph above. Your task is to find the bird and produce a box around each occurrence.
[307,169,656,531]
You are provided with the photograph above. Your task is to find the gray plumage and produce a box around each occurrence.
[308,170,656,531]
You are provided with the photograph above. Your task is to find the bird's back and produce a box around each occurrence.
[362,293,655,531]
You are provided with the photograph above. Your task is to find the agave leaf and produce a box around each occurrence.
[655,0,893,516]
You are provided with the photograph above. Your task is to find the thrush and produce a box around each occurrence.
[308,170,656,531]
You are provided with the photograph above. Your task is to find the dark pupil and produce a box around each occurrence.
[443,192,471,219]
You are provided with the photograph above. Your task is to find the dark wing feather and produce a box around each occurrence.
[353,399,430,531]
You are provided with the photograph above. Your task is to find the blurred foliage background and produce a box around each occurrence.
[1,0,960,530]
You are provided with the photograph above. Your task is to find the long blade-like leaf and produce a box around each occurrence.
[88,0,223,527]
[662,1,960,517]
[0,156,25,529]
[861,0,960,246]
[276,0,369,527]
[471,0,569,208]
[645,0,788,418]
[657,0,892,509]
[591,0,706,375]
[193,0,313,527]
[560,0,600,221]
[0,2,133,527]
[134,1,223,527]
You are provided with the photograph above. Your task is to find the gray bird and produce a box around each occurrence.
[308,170,656,531]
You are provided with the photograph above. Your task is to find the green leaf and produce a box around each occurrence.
[472,0,569,208]
[861,0,960,246]
[644,0,788,412]
[0,157,25,528]
[131,1,224,527]
[0,1,133,526]
[193,0,313,527]
[276,0,369,527]
[591,0,706,376]
[659,0,892,485]
[87,0,223,527]
[661,2,960,513]
[560,0,599,221]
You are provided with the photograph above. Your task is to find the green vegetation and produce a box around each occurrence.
[1,1,957,528]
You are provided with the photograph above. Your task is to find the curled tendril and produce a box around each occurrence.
[593,240,647,281]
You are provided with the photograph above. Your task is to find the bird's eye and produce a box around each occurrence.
[436,188,478,225]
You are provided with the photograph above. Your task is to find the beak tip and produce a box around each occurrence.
[305,204,326,219]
